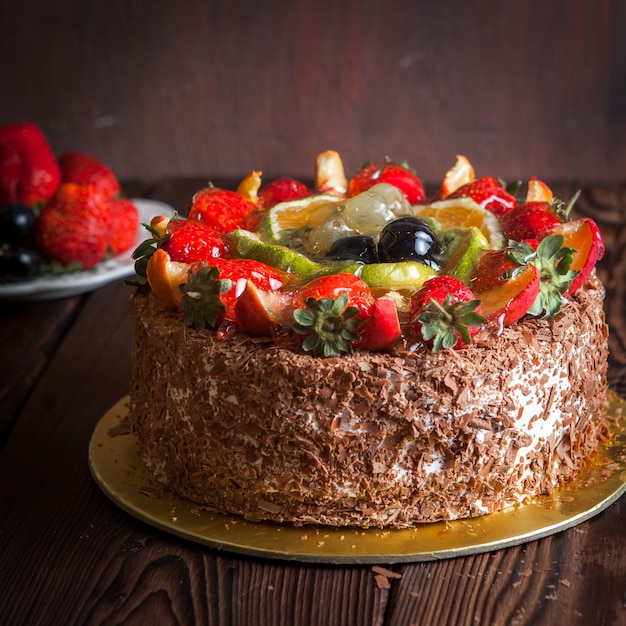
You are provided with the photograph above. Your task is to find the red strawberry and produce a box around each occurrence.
[447,176,517,217]
[209,257,287,322]
[188,185,257,233]
[258,177,313,208]
[0,122,61,206]
[500,201,564,241]
[58,151,120,199]
[359,297,401,351]
[160,218,227,263]
[470,248,540,326]
[293,273,374,319]
[292,273,375,356]
[550,218,605,294]
[108,198,139,255]
[34,183,112,268]
[410,276,484,350]
[348,161,426,204]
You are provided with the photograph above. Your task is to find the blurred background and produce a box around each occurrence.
[1,0,625,186]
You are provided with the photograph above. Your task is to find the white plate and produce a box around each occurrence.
[0,199,176,301]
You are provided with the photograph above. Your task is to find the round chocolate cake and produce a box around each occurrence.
[128,276,608,528]
[125,152,610,528]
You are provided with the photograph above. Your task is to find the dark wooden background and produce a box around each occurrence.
[1,0,625,186]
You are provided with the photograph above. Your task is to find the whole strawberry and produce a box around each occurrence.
[0,122,61,207]
[158,217,227,263]
[258,177,312,208]
[188,185,257,233]
[108,198,139,255]
[34,183,112,269]
[348,160,426,204]
[292,273,375,357]
[447,176,517,217]
[410,276,484,350]
[59,151,121,199]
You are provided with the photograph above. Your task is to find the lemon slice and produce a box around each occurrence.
[258,194,343,245]
[412,197,504,249]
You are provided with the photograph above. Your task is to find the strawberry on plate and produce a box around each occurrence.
[108,198,139,255]
[292,273,375,357]
[59,151,121,199]
[348,160,426,204]
[447,176,518,217]
[410,276,484,351]
[34,183,112,269]
[188,185,257,233]
[0,122,61,207]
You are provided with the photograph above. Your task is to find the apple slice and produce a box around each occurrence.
[550,218,605,294]
[234,279,293,337]
[359,297,402,351]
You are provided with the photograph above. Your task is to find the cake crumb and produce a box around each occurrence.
[559,579,571,587]
[372,565,402,580]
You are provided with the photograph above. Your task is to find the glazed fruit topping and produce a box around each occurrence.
[377,217,439,266]
[130,151,606,356]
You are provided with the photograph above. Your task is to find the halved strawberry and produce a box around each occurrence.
[447,176,517,217]
[550,218,605,294]
[359,297,401,351]
[188,185,257,233]
[410,276,484,350]
[348,160,425,204]
[210,257,287,322]
[471,248,540,326]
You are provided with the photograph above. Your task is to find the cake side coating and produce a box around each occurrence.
[127,274,609,528]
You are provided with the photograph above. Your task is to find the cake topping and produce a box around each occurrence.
[129,151,606,357]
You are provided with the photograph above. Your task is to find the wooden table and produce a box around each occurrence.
[1,179,624,626]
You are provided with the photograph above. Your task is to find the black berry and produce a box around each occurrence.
[377,217,439,266]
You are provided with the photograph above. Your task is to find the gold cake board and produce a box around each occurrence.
[89,394,626,564]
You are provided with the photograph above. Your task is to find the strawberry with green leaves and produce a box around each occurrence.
[0,122,61,207]
[292,273,375,357]
[348,160,426,204]
[34,183,112,269]
[446,176,518,217]
[498,235,579,318]
[59,151,121,199]
[410,276,484,351]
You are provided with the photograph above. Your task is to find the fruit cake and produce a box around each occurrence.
[126,152,610,528]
